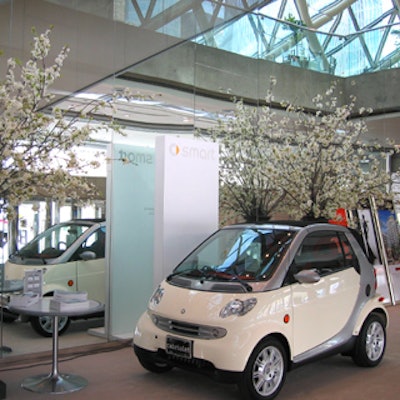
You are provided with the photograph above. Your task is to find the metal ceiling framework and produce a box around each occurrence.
[121,0,273,31]
[44,1,400,140]
[46,0,400,76]
[189,0,400,76]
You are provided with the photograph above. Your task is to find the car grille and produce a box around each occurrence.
[150,314,226,339]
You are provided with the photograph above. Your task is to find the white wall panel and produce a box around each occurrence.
[153,136,219,286]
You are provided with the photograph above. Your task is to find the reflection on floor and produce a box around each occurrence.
[0,317,106,358]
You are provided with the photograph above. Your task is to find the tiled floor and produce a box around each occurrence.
[0,305,399,400]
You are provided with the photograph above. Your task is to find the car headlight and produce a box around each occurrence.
[220,298,257,318]
[149,285,164,306]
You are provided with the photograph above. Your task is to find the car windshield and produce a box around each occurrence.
[172,227,296,282]
[16,222,92,259]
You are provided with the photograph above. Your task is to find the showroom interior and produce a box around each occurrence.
[1,0,400,399]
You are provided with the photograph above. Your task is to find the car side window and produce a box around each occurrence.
[286,230,358,284]
[84,228,106,259]
[337,231,360,273]
[72,228,106,260]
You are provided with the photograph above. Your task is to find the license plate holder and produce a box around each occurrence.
[166,336,193,359]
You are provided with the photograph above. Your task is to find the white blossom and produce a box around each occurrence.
[198,78,392,222]
[0,27,127,219]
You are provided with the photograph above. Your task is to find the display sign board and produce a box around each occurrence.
[153,136,219,286]
[106,137,218,337]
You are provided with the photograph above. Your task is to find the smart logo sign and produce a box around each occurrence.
[118,149,153,165]
[168,143,217,161]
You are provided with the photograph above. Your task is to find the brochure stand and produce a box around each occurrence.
[24,269,43,296]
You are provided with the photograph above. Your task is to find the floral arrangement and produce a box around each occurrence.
[198,77,392,222]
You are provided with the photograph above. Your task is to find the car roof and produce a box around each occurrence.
[52,219,105,228]
[223,220,342,230]
[69,218,105,224]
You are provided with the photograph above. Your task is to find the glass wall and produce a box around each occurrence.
[0,0,398,357]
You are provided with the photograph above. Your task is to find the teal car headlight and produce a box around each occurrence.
[220,298,257,318]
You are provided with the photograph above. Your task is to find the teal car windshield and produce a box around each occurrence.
[173,227,296,282]
[15,223,91,259]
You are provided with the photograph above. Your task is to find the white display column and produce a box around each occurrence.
[153,136,219,286]
[106,143,155,338]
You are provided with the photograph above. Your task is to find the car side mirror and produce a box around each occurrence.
[80,250,96,261]
[294,269,321,284]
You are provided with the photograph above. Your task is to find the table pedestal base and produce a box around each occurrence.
[10,300,103,395]
[0,345,12,354]
[21,372,87,394]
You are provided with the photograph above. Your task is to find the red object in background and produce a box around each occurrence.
[329,208,348,226]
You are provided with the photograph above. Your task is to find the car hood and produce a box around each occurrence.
[149,280,274,325]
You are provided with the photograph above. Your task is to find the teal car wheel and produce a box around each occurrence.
[30,315,70,337]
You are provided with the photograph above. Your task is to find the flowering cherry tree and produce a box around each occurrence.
[0,28,121,220]
[198,79,285,222]
[200,78,392,222]
[265,80,391,220]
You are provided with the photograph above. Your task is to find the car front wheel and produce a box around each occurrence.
[352,312,386,367]
[134,346,173,374]
[239,337,287,400]
[30,315,71,337]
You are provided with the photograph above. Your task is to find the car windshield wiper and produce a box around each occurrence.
[166,270,193,281]
[225,270,253,292]
[167,267,214,281]
[168,267,252,292]
[166,271,181,281]
[200,266,253,292]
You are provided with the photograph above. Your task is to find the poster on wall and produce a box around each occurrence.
[377,209,400,265]
[356,208,392,303]
[376,208,400,303]
[391,172,400,220]
[361,203,400,305]
[357,209,381,264]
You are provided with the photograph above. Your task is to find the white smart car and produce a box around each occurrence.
[133,222,388,400]
[3,219,106,336]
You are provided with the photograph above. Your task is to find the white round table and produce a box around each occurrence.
[9,297,104,394]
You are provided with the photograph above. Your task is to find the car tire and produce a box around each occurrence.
[352,312,386,367]
[239,337,287,400]
[30,315,71,338]
[2,315,17,323]
[0,309,18,323]
[134,346,173,374]
[136,354,173,373]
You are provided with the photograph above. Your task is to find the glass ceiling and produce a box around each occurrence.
[46,0,400,77]
[122,0,400,77]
